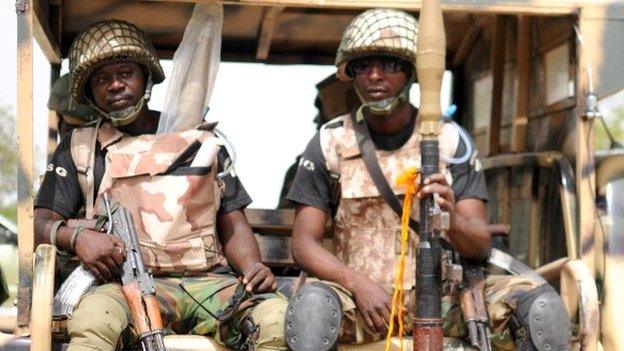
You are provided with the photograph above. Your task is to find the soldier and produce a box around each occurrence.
[47,74,98,138]
[285,9,571,351]
[34,20,287,351]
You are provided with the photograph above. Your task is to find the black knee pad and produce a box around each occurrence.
[284,282,343,351]
[509,284,571,351]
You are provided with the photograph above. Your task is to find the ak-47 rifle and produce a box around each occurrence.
[104,194,167,351]
[414,0,446,350]
[460,260,492,351]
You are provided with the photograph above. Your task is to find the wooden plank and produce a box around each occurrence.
[528,172,543,268]
[255,234,294,267]
[575,8,596,275]
[451,17,489,68]
[256,6,285,60]
[145,0,578,15]
[15,0,35,336]
[32,0,61,64]
[245,208,294,235]
[487,15,508,155]
[512,16,531,152]
[47,65,60,164]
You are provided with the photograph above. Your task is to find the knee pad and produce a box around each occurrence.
[284,282,343,351]
[509,284,571,351]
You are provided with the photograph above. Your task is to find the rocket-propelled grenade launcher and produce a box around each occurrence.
[414,0,447,350]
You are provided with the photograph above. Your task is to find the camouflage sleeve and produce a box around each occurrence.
[286,132,334,211]
[449,135,489,202]
[34,133,84,218]
[217,147,252,214]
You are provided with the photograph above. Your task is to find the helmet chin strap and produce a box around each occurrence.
[88,73,155,127]
[354,79,412,122]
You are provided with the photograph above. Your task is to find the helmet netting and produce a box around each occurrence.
[69,20,165,103]
[336,9,418,81]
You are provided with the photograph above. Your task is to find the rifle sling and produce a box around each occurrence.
[350,111,419,232]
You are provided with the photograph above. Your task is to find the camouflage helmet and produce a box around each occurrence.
[47,74,97,124]
[68,19,165,104]
[335,9,419,81]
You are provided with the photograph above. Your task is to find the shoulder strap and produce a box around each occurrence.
[350,112,419,231]
[70,119,103,219]
[319,117,344,213]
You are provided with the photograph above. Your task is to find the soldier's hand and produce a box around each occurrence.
[347,272,391,335]
[74,230,126,282]
[241,262,278,293]
[417,173,455,213]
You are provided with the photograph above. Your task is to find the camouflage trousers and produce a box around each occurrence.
[66,273,288,351]
[327,274,541,350]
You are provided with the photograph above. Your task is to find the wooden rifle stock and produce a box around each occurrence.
[105,195,166,351]
[461,263,492,351]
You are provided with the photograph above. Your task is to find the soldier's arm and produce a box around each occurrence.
[448,199,490,259]
[34,208,74,252]
[419,174,491,259]
[217,209,277,292]
[292,205,391,334]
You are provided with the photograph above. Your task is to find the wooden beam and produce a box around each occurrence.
[32,0,61,64]
[451,17,491,68]
[575,8,597,274]
[146,0,579,15]
[256,6,285,61]
[15,0,35,336]
[487,15,508,155]
[512,16,531,152]
[47,65,60,164]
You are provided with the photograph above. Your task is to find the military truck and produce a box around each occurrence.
[4,0,624,349]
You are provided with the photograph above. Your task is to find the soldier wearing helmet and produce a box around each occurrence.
[34,20,287,351]
[47,74,98,138]
[286,9,570,351]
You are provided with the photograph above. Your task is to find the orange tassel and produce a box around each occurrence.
[384,167,419,351]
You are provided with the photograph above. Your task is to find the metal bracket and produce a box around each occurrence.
[15,0,29,13]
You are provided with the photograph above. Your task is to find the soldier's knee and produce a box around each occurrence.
[284,282,343,351]
[67,289,129,351]
[509,284,571,351]
[249,297,288,350]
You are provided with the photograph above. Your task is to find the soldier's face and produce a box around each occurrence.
[352,56,409,102]
[89,62,146,112]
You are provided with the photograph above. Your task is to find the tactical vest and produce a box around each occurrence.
[70,120,225,274]
[319,112,460,290]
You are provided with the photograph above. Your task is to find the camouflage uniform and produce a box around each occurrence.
[64,120,288,351]
[68,274,287,351]
[54,19,288,351]
[316,113,543,349]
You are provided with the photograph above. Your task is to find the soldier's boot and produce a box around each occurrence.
[284,282,343,351]
[509,284,571,351]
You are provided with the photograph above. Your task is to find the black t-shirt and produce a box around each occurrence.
[286,117,489,211]
[35,130,252,219]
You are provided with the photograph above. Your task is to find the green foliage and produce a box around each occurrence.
[0,106,17,222]
[595,106,624,150]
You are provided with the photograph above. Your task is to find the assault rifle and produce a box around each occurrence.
[104,194,167,351]
[460,260,492,351]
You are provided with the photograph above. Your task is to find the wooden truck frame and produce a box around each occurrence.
[6,0,624,349]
